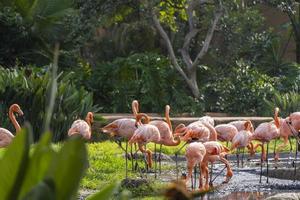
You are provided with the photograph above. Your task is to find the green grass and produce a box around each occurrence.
[80,141,168,199]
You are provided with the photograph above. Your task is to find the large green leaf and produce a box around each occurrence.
[0,129,30,200]
[19,132,55,198]
[47,136,88,200]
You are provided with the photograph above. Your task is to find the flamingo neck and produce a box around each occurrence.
[9,109,20,133]
[85,118,91,128]
[165,105,172,131]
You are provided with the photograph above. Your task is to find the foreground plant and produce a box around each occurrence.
[0,128,118,200]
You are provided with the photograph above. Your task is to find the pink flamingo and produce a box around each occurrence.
[231,121,255,167]
[149,105,180,146]
[0,104,24,147]
[275,110,300,161]
[215,124,238,145]
[68,112,94,140]
[229,120,254,133]
[101,100,139,176]
[129,113,160,169]
[149,105,180,175]
[201,141,233,190]
[252,108,280,183]
[174,120,217,142]
[101,100,139,140]
[198,116,214,126]
[184,142,206,191]
[288,112,300,131]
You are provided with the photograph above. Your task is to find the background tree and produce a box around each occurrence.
[149,0,224,99]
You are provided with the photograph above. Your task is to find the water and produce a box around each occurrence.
[198,191,273,200]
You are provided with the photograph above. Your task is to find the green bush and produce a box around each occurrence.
[79,53,204,115]
[265,90,300,117]
[204,61,277,115]
[0,67,98,142]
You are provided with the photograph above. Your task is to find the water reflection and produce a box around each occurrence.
[195,192,272,200]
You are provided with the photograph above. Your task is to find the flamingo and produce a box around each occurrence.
[101,100,139,176]
[0,104,24,147]
[252,108,280,183]
[174,117,217,185]
[68,112,94,140]
[231,121,255,167]
[288,112,300,131]
[275,110,300,161]
[149,105,180,146]
[215,124,238,146]
[101,100,139,140]
[174,120,217,142]
[184,142,206,191]
[198,116,214,126]
[229,120,254,133]
[201,141,233,190]
[128,113,160,169]
[149,105,180,175]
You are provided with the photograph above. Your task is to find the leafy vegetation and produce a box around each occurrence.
[80,53,204,114]
[265,90,300,117]
[0,127,122,200]
[204,62,277,115]
[0,67,98,141]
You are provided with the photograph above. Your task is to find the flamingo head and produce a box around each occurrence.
[86,112,94,124]
[10,104,24,116]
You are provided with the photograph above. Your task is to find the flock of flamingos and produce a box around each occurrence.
[1,102,300,192]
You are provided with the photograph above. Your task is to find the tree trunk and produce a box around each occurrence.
[187,69,200,99]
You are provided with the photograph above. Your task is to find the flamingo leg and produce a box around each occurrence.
[289,137,293,164]
[186,160,195,190]
[266,142,269,183]
[159,144,162,175]
[154,143,157,178]
[194,164,197,188]
[125,142,128,179]
[236,148,240,168]
[199,164,203,190]
[241,147,245,168]
[209,163,213,186]
[259,143,264,184]
[203,163,209,190]
[273,138,277,158]
[294,140,299,182]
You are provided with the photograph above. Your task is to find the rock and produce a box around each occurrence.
[125,152,173,162]
[265,193,300,200]
[121,178,150,188]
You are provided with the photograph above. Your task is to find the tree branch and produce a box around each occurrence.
[152,10,190,82]
[192,1,223,68]
[180,29,199,68]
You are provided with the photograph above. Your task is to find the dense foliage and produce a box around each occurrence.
[204,62,277,115]
[1,0,300,117]
[0,67,98,141]
[78,53,204,114]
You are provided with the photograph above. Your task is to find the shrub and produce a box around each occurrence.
[265,90,300,117]
[0,67,99,142]
[204,61,277,115]
[79,53,204,115]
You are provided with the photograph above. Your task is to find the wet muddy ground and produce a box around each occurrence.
[152,152,300,199]
[79,152,300,199]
